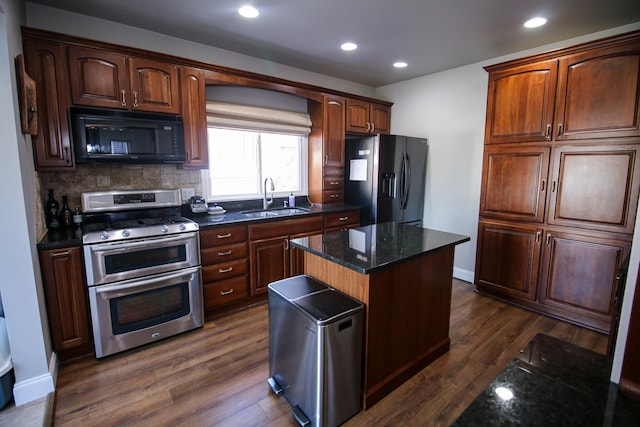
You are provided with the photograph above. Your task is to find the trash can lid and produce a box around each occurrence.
[294,289,363,324]
[268,275,328,300]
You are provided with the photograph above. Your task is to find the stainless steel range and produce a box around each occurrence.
[81,189,203,358]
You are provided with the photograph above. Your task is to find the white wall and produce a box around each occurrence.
[24,3,376,99]
[376,21,640,382]
[0,0,55,405]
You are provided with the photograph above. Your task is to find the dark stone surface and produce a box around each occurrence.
[452,334,640,426]
[289,222,470,274]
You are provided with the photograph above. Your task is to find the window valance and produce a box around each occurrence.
[205,101,312,136]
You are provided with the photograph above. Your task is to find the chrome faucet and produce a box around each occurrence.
[263,177,275,210]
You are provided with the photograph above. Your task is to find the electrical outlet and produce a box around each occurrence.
[182,188,195,202]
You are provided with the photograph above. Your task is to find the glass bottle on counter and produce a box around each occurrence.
[73,206,83,227]
[60,195,74,228]
[46,189,60,229]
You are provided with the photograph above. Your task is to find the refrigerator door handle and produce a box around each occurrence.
[401,152,411,209]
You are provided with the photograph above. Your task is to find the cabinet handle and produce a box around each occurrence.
[546,233,552,246]
[370,122,375,133]
[330,181,340,185]
[218,267,233,273]
[217,233,232,239]
[540,179,546,192]
[132,91,139,107]
[51,250,71,257]
[330,194,340,198]
[63,146,70,164]
[185,150,190,162]
[535,231,541,244]
[339,216,349,221]
[217,250,232,256]
[220,289,234,296]
[557,123,563,137]
[284,239,289,250]
[120,89,127,106]
[545,124,551,140]
[551,181,557,192]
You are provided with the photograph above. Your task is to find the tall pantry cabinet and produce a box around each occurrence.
[475,31,640,335]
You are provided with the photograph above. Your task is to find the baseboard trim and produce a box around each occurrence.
[12,352,57,406]
[453,266,474,284]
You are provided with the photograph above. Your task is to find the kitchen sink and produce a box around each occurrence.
[240,207,309,218]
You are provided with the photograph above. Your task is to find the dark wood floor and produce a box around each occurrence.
[53,280,608,426]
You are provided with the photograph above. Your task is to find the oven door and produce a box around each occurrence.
[89,266,203,358]
[84,232,200,286]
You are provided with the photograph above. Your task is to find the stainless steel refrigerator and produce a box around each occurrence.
[345,134,428,226]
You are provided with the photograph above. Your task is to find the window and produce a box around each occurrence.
[202,127,307,201]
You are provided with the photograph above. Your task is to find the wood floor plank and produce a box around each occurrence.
[54,280,608,426]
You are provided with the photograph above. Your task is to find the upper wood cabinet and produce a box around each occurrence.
[485,60,558,144]
[180,66,208,168]
[23,38,74,170]
[479,145,550,223]
[485,38,640,144]
[346,99,391,134]
[68,46,180,114]
[554,41,640,141]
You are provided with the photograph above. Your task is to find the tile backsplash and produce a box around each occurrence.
[39,164,203,215]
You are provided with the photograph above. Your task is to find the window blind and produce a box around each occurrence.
[205,101,312,136]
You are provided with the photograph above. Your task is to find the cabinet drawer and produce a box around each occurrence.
[322,190,344,204]
[201,242,248,265]
[323,167,344,177]
[324,210,360,229]
[249,216,323,240]
[202,258,248,282]
[203,275,249,308]
[200,225,248,247]
[323,177,344,190]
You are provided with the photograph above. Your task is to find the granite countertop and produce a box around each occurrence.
[289,222,470,274]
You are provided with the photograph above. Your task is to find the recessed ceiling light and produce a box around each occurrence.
[524,17,547,28]
[341,42,358,51]
[239,5,259,18]
[393,62,408,68]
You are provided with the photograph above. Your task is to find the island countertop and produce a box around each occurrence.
[289,222,470,274]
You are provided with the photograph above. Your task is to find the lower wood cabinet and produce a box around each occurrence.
[38,245,92,361]
[476,219,631,333]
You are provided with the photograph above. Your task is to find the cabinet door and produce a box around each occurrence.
[39,246,92,359]
[23,39,74,169]
[485,60,558,144]
[539,230,630,333]
[547,144,640,234]
[250,236,289,295]
[180,66,208,167]
[555,41,640,140]
[346,98,370,133]
[324,95,346,167]
[475,220,542,301]
[370,102,391,134]
[289,230,322,276]
[479,146,551,222]
[68,47,129,109]
[128,57,180,114]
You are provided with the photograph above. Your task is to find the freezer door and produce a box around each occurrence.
[375,135,406,224]
[401,137,428,224]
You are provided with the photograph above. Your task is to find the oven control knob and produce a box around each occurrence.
[161,225,169,233]
[179,223,186,231]
[100,231,109,240]
[121,229,130,238]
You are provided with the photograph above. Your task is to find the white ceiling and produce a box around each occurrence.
[26,0,640,87]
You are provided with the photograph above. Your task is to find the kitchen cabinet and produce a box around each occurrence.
[308,95,346,204]
[180,66,208,168]
[476,31,640,336]
[485,38,640,144]
[345,98,391,135]
[38,245,92,361]
[200,224,249,316]
[23,38,74,170]
[68,46,180,114]
[249,216,323,295]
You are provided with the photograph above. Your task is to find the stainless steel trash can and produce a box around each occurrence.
[268,275,364,427]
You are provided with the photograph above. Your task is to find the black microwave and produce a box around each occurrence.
[71,107,185,164]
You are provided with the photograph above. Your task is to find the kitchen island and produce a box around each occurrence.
[290,222,469,408]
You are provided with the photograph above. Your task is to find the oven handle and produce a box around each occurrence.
[89,232,198,252]
[91,266,200,295]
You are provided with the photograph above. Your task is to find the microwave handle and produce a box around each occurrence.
[89,233,197,252]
